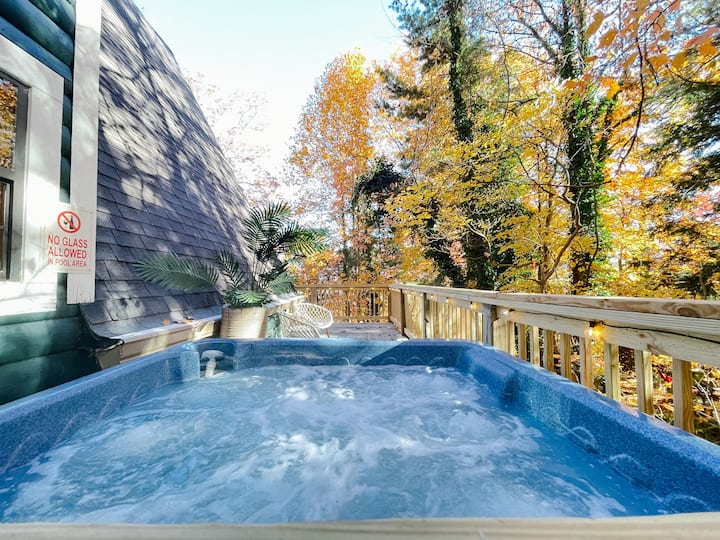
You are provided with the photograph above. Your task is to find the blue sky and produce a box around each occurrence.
[133,0,404,169]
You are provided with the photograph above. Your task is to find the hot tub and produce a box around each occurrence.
[1,339,719,530]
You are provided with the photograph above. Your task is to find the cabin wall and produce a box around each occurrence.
[0,0,98,405]
[0,0,255,405]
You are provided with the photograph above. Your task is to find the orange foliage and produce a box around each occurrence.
[289,52,377,245]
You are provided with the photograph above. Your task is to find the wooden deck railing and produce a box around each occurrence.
[298,283,720,435]
[297,284,390,322]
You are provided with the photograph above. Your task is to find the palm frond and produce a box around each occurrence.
[284,226,327,257]
[242,202,293,254]
[244,206,327,263]
[134,253,219,292]
[223,289,268,308]
[267,271,295,296]
[136,203,318,309]
[215,250,249,290]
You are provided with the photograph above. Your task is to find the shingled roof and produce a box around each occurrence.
[80,0,252,336]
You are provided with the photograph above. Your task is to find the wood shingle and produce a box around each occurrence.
[81,0,253,337]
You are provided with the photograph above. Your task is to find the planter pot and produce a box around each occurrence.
[220,306,268,338]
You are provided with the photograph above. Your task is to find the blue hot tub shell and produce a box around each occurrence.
[0,338,718,515]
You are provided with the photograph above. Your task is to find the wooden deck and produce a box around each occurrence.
[329,323,406,341]
[5,513,720,539]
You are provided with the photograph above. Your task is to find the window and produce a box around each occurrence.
[0,75,18,169]
[0,32,65,315]
[0,71,28,281]
[0,181,9,279]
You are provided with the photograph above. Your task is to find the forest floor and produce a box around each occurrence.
[584,353,720,444]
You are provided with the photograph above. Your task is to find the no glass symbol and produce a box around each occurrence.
[58,211,81,234]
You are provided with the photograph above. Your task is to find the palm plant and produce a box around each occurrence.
[135,203,325,308]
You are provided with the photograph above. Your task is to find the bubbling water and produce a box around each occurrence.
[0,365,668,523]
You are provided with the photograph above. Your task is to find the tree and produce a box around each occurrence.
[284,0,720,297]
[388,0,523,289]
[351,157,405,282]
[482,0,620,292]
[641,0,720,297]
[0,79,18,168]
[186,73,284,207]
[289,52,377,280]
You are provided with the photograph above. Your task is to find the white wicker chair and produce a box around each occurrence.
[294,302,334,337]
[276,311,322,338]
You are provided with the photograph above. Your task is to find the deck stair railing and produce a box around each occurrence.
[298,283,720,435]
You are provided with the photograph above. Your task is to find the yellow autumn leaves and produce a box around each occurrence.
[0,80,18,170]
[288,1,720,296]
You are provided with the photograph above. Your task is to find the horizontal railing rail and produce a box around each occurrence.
[298,282,720,435]
[296,284,391,322]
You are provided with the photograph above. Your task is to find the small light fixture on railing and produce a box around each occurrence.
[500,308,510,318]
[584,323,595,338]
[584,322,603,339]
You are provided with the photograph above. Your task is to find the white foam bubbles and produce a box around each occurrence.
[0,365,669,523]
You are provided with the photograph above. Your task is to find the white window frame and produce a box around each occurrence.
[0,34,64,316]
[0,0,101,314]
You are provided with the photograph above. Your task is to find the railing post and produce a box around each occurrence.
[542,329,555,371]
[399,288,407,336]
[494,319,506,352]
[421,292,428,338]
[503,321,515,355]
[559,333,572,380]
[481,304,495,347]
[579,336,593,389]
[445,302,451,339]
[517,324,528,360]
[634,349,653,414]
[530,327,540,366]
[604,343,620,401]
[672,358,695,433]
[509,321,516,354]
[471,309,479,342]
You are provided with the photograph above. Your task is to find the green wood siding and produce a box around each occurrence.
[0,0,74,198]
[0,350,97,404]
[0,317,83,361]
[0,0,101,405]
[1,0,74,65]
[28,0,76,37]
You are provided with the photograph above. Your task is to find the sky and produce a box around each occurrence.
[133,0,405,172]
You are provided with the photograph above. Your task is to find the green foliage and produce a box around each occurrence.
[134,254,219,292]
[658,80,720,201]
[350,158,406,281]
[387,0,524,290]
[351,157,405,219]
[377,67,429,121]
[288,0,720,296]
[135,204,326,308]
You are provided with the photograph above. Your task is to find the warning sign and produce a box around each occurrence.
[45,205,94,273]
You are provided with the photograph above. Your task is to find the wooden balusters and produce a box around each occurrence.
[299,283,720,434]
[635,350,653,415]
[604,343,620,401]
[672,358,695,433]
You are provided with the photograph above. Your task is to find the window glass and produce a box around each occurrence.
[0,76,18,170]
[0,180,8,278]
[0,72,27,281]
